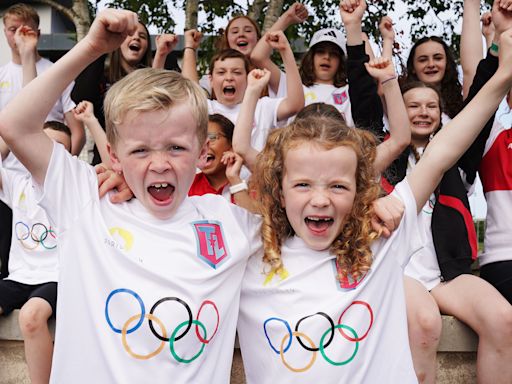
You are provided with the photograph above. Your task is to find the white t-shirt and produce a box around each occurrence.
[403,151,442,290]
[207,97,283,180]
[303,83,354,127]
[0,154,58,284]
[0,58,75,122]
[39,144,262,383]
[237,180,423,384]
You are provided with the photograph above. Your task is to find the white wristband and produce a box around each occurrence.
[229,181,248,194]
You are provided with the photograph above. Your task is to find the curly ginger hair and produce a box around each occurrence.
[252,116,382,281]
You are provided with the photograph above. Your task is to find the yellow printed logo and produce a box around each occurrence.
[304,91,317,103]
[263,268,289,286]
[108,227,134,252]
[0,81,11,89]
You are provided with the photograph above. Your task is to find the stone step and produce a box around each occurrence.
[0,311,478,383]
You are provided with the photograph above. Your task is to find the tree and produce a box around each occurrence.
[35,0,91,40]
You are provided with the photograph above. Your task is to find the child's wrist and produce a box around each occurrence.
[229,180,248,194]
[380,75,397,86]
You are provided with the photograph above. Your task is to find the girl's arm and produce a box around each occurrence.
[409,27,512,212]
[222,151,259,213]
[379,16,395,60]
[73,101,111,167]
[267,31,304,120]
[250,2,308,94]
[341,0,384,137]
[152,34,178,69]
[181,29,202,84]
[364,58,410,174]
[0,9,138,185]
[482,12,495,49]
[461,0,484,99]
[232,69,271,171]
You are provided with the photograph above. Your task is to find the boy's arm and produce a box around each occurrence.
[152,34,178,69]
[364,58,410,174]
[408,27,512,212]
[268,31,304,121]
[15,25,38,86]
[232,69,271,171]
[0,9,138,185]
[461,0,484,99]
[181,29,202,84]
[73,101,111,167]
[250,2,308,94]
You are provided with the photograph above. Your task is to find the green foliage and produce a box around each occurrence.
[104,0,176,32]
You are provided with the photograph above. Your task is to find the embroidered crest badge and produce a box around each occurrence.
[332,90,348,105]
[191,220,229,268]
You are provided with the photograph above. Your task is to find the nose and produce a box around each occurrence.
[419,105,428,115]
[310,188,330,207]
[149,151,171,173]
[427,58,435,67]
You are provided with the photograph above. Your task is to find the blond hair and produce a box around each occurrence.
[104,68,208,147]
[253,116,382,280]
[3,3,39,27]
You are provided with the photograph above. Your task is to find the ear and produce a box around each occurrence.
[196,140,209,170]
[107,142,122,174]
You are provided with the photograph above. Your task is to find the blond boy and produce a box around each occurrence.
[0,10,261,383]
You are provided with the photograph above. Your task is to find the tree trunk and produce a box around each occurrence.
[37,0,91,41]
[185,0,199,30]
[262,0,284,33]
[248,0,267,22]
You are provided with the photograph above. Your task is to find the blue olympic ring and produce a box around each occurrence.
[264,317,292,354]
[105,288,145,334]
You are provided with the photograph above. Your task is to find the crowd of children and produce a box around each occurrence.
[1,1,512,383]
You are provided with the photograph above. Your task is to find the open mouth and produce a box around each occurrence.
[223,86,236,96]
[128,43,141,52]
[305,216,334,232]
[237,41,249,47]
[413,121,432,127]
[319,63,331,70]
[147,183,174,202]
[204,153,215,167]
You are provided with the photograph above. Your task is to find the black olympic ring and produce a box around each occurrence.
[148,297,192,342]
[295,312,335,352]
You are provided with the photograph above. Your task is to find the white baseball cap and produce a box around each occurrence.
[309,28,346,55]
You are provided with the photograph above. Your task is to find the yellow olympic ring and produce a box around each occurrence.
[121,313,167,360]
[279,331,317,373]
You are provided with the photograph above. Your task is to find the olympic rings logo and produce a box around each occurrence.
[105,288,220,363]
[15,221,57,250]
[263,301,373,372]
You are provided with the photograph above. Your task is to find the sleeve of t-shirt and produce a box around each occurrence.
[230,204,262,259]
[255,96,284,130]
[268,70,287,99]
[35,142,99,231]
[60,80,77,113]
[387,179,427,268]
[0,160,17,208]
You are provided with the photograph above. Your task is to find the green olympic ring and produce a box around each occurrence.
[170,319,207,363]
[319,324,359,366]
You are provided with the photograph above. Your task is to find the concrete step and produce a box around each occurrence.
[0,311,478,383]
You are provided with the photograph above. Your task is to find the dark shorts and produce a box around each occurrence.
[0,279,57,317]
[480,260,512,306]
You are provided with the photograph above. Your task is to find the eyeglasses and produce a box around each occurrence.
[207,132,226,142]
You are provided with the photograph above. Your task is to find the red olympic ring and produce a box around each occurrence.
[195,300,220,344]
[337,301,373,342]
